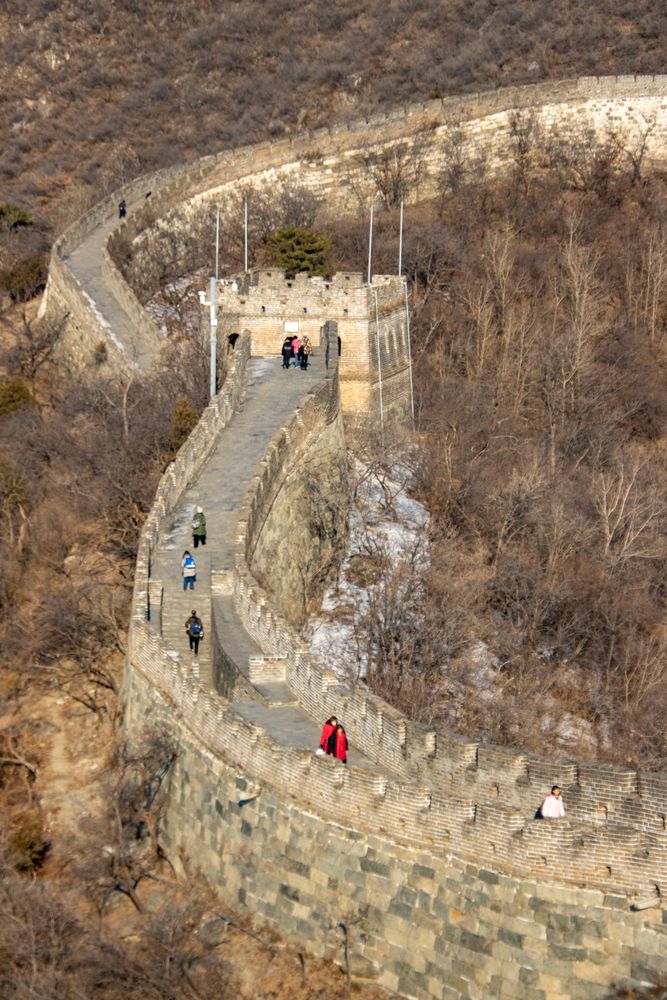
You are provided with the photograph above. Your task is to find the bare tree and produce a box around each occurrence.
[622,113,657,185]
[3,309,68,383]
[358,129,433,208]
[593,456,667,568]
[507,109,541,198]
[438,117,487,203]
[75,726,178,913]
[624,225,667,346]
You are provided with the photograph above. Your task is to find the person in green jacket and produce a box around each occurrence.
[192,506,207,548]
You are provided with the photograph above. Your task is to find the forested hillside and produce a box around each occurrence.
[1,2,667,996]
[1,0,665,299]
[325,133,667,769]
[1,0,665,216]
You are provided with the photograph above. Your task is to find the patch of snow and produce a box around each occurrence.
[554,713,597,752]
[304,458,430,681]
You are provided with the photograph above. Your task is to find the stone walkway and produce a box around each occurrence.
[67,213,383,772]
[67,206,159,371]
[152,358,384,771]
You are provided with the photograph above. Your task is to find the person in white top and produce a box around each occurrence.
[540,785,565,818]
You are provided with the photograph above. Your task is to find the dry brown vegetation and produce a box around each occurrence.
[1,2,667,994]
[0,323,380,992]
[1,0,666,225]
[321,119,667,769]
[0,715,374,999]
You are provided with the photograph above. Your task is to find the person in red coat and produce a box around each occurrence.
[319,716,337,754]
[329,724,348,764]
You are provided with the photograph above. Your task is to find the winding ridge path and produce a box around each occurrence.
[55,82,667,997]
[68,201,383,772]
[67,211,158,370]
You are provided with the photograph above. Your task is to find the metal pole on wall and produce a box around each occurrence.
[215,209,220,282]
[367,203,374,286]
[398,199,404,276]
[244,196,248,273]
[209,276,217,400]
[403,277,415,427]
[372,287,385,445]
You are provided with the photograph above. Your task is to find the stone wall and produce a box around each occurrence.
[219,269,412,424]
[53,75,667,998]
[46,75,667,377]
[244,379,348,626]
[121,344,667,998]
[125,664,667,1000]
[127,331,251,673]
[231,397,667,902]
[219,269,369,356]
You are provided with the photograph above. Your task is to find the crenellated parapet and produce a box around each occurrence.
[231,429,667,899]
[219,268,412,423]
[50,76,667,999]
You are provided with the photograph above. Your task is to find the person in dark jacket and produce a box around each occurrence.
[328,723,348,764]
[300,336,312,369]
[185,610,204,655]
[281,337,292,369]
[319,716,337,754]
[118,198,127,219]
[192,506,207,548]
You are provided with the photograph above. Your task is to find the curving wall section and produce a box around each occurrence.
[49,77,667,999]
[45,75,667,371]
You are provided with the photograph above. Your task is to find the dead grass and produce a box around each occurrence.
[0,1,665,225]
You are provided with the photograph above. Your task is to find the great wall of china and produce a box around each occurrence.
[42,77,667,999]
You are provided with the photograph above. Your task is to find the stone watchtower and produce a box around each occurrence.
[218,269,413,428]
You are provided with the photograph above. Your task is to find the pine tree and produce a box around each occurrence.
[267,226,331,278]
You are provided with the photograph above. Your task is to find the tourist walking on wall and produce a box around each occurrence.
[317,715,337,756]
[291,335,300,366]
[281,337,292,369]
[118,198,127,219]
[329,723,348,764]
[539,785,565,818]
[300,336,312,369]
[185,610,204,655]
[182,550,196,590]
[192,506,207,548]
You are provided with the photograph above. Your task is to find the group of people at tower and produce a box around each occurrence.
[281,335,312,370]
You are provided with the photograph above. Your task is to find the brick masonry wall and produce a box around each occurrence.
[51,75,667,998]
[233,481,667,902]
[248,423,348,626]
[125,665,667,1000]
[219,269,411,423]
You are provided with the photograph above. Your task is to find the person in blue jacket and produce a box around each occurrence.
[182,550,196,590]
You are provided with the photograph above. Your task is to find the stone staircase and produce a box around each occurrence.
[67,202,388,776]
[149,361,337,737]
[145,360,382,770]
[247,656,296,707]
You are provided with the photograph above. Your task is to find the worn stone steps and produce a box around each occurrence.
[248,655,288,685]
